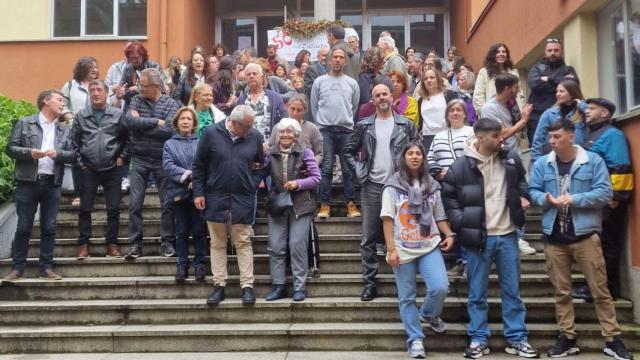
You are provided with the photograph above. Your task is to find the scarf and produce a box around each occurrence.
[394,92,409,115]
[384,172,441,237]
[279,146,293,185]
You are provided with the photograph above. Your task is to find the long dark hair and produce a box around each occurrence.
[209,56,235,94]
[398,142,431,191]
[186,51,210,87]
[294,50,310,68]
[484,43,514,78]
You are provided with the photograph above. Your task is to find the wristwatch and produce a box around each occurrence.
[445,232,456,239]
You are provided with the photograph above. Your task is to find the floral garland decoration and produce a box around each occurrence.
[276,19,351,39]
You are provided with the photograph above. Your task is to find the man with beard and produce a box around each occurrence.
[326,24,360,80]
[527,38,578,146]
[345,82,419,301]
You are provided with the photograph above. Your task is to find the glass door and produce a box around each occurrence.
[221,18,256,54]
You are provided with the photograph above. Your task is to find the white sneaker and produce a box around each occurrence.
[518,239,536,255]
[121,177,130,192]
[408,339,426,358]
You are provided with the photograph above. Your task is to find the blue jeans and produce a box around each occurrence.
[454,242,468,264]
[11,178,62,272]
[174,199,207,268]
[319,127,356,204]
[466,232,528,345]
[392,248,449,347]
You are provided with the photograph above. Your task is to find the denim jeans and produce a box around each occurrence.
[360,181,384,287]
[454,242,468,264]
[78,166,122,245]
[319,127,356,204]
[465,232,528,345]
[392,248,449,347]
[128,157,174,246]
[174,199,207,268]
[11,178,62,272]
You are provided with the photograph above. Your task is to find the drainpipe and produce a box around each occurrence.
[160,0,168,67]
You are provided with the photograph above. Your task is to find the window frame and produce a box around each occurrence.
[50,0,147,40]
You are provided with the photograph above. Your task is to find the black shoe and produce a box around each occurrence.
[265,284,286,301]
[361,286,377,301]
[570,284,593,303]
[124,245,142,260]
[312,268,321,278]
[194,266,206,282]
[160,242,176,257]
[175,265,188,283]
[547,334,579,358]
[241,287,256,305]
[604,337,634,360]
[207,285,225,306]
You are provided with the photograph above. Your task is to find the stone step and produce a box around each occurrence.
[0,273,585,301]
[0,297,632,326]
[27,233,548,258]
[31,216,544,239]
[0,322,637,353]
[0,253,553,278]
[31,217,368,238]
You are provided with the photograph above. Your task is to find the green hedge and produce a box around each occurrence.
[0,95,37,202]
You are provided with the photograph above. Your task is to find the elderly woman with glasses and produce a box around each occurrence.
[264,118,321,302]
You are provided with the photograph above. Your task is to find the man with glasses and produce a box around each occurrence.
[124,68,179,259]
[527,37,578,147]
[192,105,265,306]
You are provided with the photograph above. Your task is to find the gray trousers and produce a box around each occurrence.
[361,181,384,288]
[267,211,312,291]
[128,157,174,246]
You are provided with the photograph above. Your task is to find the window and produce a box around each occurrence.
[52,0,147,38]
[598,0,640,113]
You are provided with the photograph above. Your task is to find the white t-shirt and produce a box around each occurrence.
[37,113,56,175]
[420,93,447,136]
[380,186,447,264]
[369,115,395,185]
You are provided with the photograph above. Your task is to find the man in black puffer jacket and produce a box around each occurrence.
[124,68,179,260]
[441,118,539,359]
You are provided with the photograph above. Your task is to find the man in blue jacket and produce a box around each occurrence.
[192,105,264,306]
[529,119,633,360]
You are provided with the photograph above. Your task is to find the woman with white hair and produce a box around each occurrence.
[264,118,321,302]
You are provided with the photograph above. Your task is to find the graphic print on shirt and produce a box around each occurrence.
[396,195,436,249]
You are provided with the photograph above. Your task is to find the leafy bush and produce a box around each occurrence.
[0,95,37,203]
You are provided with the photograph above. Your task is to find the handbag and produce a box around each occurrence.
[267,190,293,216]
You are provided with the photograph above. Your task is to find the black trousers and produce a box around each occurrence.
[601,203,628,298]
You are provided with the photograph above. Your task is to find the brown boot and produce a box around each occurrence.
[106,244,122,258]
[2,270,23,281]
[39,269,62,280]
[347,201,361,218]
[76,244,89,260]
[317,204,330,219]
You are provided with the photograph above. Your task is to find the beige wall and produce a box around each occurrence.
[563,13,599,97]
[0,0,50,41]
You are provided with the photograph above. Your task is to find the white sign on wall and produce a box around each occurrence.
[267,30,329,62]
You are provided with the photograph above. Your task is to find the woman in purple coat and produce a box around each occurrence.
[264,118,321,302]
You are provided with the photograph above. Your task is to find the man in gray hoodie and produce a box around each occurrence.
[327,24,360,80]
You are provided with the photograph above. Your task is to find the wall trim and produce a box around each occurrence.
[466,0,496,42]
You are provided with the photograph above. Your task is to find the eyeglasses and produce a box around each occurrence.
[546,37,561,44]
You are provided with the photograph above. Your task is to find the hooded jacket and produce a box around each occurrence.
[441,136,529,251]
[330,40,360,80]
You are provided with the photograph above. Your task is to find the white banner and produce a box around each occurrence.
[267,30,329,62]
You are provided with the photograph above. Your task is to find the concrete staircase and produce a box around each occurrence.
[0,188,637,354]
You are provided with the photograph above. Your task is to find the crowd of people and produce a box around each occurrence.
[1,23,635,360]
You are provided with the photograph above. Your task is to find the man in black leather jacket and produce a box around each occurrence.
[72,80,128,259]
[345,83,419,301]
[3,89,75,281]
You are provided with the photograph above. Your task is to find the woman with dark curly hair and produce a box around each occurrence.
[293,50,311,69]
[62,56,98,115]
[207,56,237,115]
[173,51,210,105]
[357,47,387,108]
[274,63,290,85]
[473,43,524,112]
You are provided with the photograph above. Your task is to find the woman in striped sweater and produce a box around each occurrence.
[427,99,474,277]
[427,99,474,182]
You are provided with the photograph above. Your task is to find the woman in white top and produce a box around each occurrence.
[427,99,474,181]
[472,43,524,113]
[417,69,459,151]
[381,142,455,358]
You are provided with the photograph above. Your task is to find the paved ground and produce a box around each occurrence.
[0,352,629,360]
